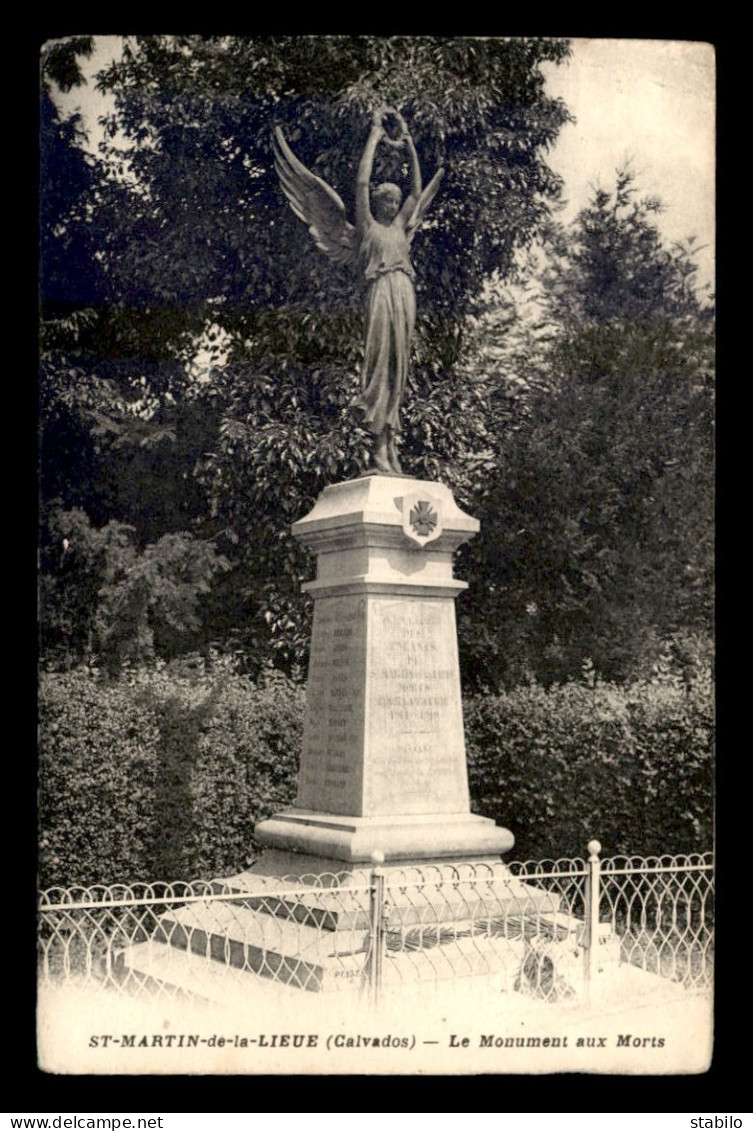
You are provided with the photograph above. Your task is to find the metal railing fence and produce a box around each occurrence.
[38,844,713,1008]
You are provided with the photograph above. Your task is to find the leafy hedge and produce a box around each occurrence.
[464,671,714,860]
[38,662,302,887]
[38,664,713,887]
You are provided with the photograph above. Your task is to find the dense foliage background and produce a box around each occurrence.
[38,37,714,882]
[39,661,712,887]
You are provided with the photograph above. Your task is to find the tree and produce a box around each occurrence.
[40,35,574,673]
[39,505,229,670]
[40,40,235,668]
[458,170,714,688]
[40,48,114,522]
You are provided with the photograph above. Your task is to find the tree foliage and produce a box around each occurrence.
[40,505,230,669]
[458,170,714,687]
[40,41,713,691]
[40,35,573,673]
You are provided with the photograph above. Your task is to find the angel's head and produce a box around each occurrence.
[372,182,402,224]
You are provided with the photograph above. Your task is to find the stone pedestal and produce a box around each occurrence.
[120,475,561,1001]
[254,473,513,870]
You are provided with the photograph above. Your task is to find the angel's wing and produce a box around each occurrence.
[272,127,357,267]
[405,168,445,242]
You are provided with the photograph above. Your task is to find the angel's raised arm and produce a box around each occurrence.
[355,110,384,233]
[398,118,422,226]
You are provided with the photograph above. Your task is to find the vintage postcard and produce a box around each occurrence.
[38,36,715,1076]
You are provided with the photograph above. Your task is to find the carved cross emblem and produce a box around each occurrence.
[401,492,443,546]
[409,500,438,537]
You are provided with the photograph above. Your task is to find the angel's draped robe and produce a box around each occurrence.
[352,218,416,436]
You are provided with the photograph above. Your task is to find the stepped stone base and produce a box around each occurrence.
[117,861,564,998]
[216,859,559,925]
[252,810,514,874]
[118,930,529,1001]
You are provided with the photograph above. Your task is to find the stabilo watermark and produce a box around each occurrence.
[690,1121,743,1129]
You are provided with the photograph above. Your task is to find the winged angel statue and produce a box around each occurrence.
[273,106,444,475]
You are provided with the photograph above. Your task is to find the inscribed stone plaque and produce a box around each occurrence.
[296,594,366,814]
[363,596,470,816]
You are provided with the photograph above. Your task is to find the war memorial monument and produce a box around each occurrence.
[121,107,555,995]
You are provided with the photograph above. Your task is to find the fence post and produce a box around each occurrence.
[583,839,602,1007]
[368,852,387,1007]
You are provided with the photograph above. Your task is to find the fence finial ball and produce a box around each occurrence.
[370,850,385,865]
[587,839,602,857]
